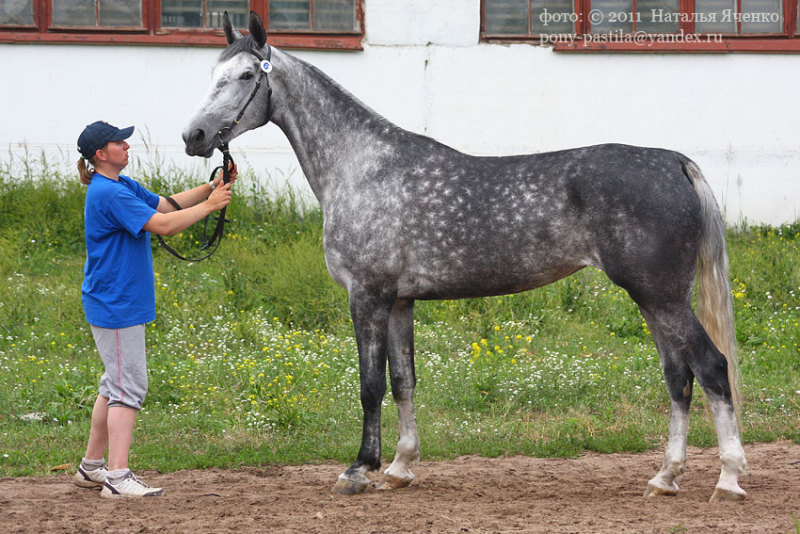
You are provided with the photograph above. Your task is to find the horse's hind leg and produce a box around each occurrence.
[707,400,747,502]
[642,306,693,497]
[380,298,420,490]
[642,305,747,501]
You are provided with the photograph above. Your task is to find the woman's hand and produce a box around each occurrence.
[210,162,238,190]
[206,181,233,212]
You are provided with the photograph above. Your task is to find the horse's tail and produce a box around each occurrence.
[683,160,742,424]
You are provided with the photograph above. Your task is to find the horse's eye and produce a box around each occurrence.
[240,72,254,81]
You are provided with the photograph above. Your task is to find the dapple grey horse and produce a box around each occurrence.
[183,11,747,502]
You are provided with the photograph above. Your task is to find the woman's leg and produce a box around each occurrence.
[89,324,147,471]
[84,394,110,460]
[107,406,137,471]
[84,394,137,470]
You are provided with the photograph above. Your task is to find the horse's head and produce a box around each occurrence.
[183,11,272,157]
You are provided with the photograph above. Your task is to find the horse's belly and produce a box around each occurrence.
[397,254,587,300]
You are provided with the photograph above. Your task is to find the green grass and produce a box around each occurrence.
[1,153,798,476]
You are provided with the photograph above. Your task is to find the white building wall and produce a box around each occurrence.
[1,0,798,224]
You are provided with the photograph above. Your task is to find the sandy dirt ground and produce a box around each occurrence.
[1,441,798,533]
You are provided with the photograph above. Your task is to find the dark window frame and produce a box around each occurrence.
[0,0,364,50]
[480,0,800,51]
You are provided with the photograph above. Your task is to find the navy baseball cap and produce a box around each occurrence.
[77,121,134,159]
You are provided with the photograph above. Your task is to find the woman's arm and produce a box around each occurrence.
[144,182,233,236]
[156,164,238,213]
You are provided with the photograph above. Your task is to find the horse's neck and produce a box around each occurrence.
[271,50,396,205]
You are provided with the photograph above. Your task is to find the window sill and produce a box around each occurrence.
[555,36,800,52]
[482,34,800,53]
[0,30,363,50]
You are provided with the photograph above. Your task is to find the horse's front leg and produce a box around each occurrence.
[380,299,420,490]
[332,287,394,495]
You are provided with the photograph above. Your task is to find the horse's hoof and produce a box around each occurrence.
[331,473,370,495]
[644,483,678,498]
[378,473,413,491]
[709,486,746,503]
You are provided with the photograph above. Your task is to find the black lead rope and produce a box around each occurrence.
[156,147,233,262]
[201,145,234,251]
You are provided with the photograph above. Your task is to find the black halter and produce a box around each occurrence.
[217,44,274,149]
[157,45,274,263]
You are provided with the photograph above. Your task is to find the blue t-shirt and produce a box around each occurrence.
[81,173,160,328]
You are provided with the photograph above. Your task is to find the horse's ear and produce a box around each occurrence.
[249,10,267,48]
[223,11,243,44]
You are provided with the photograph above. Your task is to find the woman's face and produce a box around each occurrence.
[98,140,130,170]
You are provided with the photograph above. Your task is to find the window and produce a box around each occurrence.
[269,0,357,31]
[161,1,249,29]
[481,0,800,50]
[0,0,363,49]
[0,1,34,26]
[51,1,142,28]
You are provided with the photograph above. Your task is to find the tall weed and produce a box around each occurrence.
[0,154,798,475]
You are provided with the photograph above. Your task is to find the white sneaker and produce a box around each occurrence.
[100,471,163,498]
[72,464,108,489]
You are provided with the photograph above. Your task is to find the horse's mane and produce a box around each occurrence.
[220,38,415,141]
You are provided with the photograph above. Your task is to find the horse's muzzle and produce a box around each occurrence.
[182,128,215,158]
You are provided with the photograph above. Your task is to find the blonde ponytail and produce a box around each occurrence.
[77,157,95,185]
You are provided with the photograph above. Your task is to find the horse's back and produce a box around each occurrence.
[393,143,703,301]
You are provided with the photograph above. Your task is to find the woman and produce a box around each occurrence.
[71,120,236,498]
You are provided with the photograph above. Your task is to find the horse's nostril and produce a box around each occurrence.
[191,129,205,144]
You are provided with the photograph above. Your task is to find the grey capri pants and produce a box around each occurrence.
[90,324,148,410]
